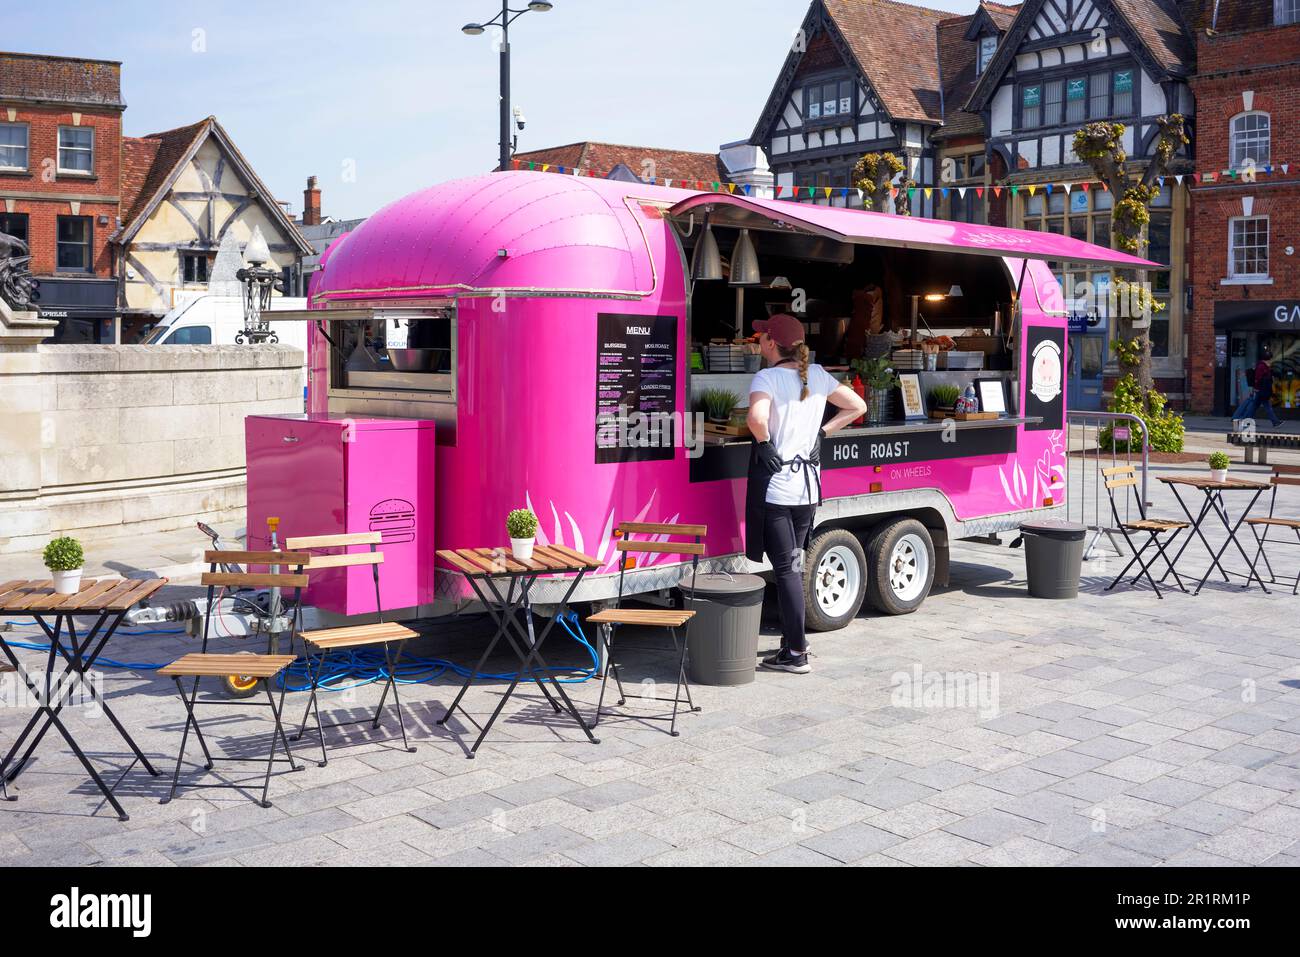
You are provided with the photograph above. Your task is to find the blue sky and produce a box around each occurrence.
[10,0,983,219]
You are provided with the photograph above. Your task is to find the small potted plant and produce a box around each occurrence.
[928,383,961,416]
[701,388,741,425]
[43,535,85,595]
[1208,451,1230,483]
[506,508,539,562]
[851,357,899,424]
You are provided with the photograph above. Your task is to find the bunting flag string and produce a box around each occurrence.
[510,157,1298,205]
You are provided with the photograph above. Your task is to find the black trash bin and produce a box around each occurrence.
[1020,520,1087,599]
[677,572,765,686]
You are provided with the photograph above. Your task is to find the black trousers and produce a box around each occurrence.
[764,504,814,655]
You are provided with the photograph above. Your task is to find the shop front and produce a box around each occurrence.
[1213,300,1300,418]
[34,276,119,344]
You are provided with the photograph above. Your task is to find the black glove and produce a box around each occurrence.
[809,429,825,466]
[755,440,783,475]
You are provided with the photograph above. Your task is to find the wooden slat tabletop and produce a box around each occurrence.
[1158,475,1272,491]
[436,544,602,577]
[0,577,167,614]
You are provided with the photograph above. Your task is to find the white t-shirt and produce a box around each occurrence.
[749,363,841,506]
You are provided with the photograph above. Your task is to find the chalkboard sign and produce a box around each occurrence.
[595,313,678,464]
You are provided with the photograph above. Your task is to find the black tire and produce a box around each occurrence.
[865,518,935,615]
[802,528,868,632]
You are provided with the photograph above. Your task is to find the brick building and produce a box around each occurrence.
[1188,1,1300,416]
[0,52,124,342]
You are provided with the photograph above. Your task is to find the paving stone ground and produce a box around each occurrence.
[2,459,1298,867]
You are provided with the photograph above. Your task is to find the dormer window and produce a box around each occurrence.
[977,35,997,74]
[804,79,855,123]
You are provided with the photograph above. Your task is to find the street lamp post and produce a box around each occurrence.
[462,1,554,172]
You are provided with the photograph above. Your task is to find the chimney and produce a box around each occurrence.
[303,175,321,226]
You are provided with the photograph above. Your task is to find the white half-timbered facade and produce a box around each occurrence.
[965,0,1196,401]
[750,0,949,216]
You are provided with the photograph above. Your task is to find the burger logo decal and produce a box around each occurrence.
[1030,339,1062,404]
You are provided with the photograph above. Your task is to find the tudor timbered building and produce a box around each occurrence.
[965,0,1196,407]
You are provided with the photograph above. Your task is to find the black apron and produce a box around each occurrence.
[744,442,822,563]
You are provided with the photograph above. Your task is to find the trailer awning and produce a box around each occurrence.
[667,194,1160,269]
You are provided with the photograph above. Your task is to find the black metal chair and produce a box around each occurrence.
[0,662,12,801]
[286,532,419,766]
[1103,465,1189,599]
[587,522,705,737]
[1244,464,1300,595]
[159,551,311,808]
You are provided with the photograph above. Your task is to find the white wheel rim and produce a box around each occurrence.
[888,533,929,603]
[815,545,861,618]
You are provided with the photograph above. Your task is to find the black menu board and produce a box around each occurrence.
[596,313,677,464]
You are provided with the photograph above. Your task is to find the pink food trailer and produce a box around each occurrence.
[248,170,1154,630]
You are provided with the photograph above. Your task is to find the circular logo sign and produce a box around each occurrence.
[1030,339,1063,404]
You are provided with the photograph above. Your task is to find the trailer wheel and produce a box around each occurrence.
[865,519,934,615]
[221,673,262,698]
[803,529,867,632]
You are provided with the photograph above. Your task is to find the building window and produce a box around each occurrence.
[1022,85,1041,127]
[1229,216,1269,278]
[0,212,28,246]
[1230,112,1271,169]
[805,79,855,123]
[1065,77,1088,124]
[181,252,209,284]
[56,216,92,272]
[1089,73,1108,118]
[0,123,29,171]
[1043,80,1064,126]
[57,126,94,174]
[1276,0,1300,25]
[1112,70,1133,114]
[977,35,997,74]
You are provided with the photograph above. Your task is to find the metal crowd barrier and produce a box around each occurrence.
[1065,411,1150,560]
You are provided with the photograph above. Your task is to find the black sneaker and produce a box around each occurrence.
[760,649,811,674]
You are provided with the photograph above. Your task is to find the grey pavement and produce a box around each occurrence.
[1,454,1298,866]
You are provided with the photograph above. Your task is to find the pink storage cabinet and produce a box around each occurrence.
[245,413,436,615]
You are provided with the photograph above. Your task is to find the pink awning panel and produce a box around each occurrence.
[667,193,1160,270]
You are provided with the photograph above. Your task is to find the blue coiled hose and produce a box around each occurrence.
[1,612,600,690]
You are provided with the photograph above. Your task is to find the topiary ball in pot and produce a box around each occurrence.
[506,508,539,561]
[43,536,85,595]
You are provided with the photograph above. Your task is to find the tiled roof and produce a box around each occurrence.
[118,119,211,234]
[1186,0,1281,32]
[512,141,727,183]
[983,1,1021,30]
[0,51,124,108]
[1110,0,1195,74]
[824,0,950,123]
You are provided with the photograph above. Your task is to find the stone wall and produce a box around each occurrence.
[0,343,302,553]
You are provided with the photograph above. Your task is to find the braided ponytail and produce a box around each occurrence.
[776,340,812,400]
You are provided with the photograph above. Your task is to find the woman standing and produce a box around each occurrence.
[746,314,867,674]
[1233,346,1282,428]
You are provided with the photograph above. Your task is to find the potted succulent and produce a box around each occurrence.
[506,508,539,561]
[851,357,899,424]
[43,536,85,595]
[701,388,741,425]
[1208,451,1230,483]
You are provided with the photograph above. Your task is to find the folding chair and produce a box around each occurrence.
[0,662,12,801]
[159,550,310,808]
[286,532,419,766]
[1102,465,1188,599]
[587,522,705,737]
[1244,464,1300,596]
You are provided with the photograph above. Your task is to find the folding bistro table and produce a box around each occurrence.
[1156,476,1271,595]
[0,577,167,820]
[436,544,602,757]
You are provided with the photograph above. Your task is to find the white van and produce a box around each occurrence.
[141,294,309,350]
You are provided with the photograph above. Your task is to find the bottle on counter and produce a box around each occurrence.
[852,373,866,426]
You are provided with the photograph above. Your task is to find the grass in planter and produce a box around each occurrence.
[929,384,961,410]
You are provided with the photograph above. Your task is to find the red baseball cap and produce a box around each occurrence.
[753,313,805,348]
